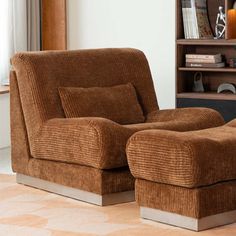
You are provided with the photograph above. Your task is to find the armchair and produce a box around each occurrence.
[11,48,224,205]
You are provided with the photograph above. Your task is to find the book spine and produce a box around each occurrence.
[186,0,191,39]
[191,0,199,38]
[182,0,188,39]
[186,62,225,68]
[186,58,222,63]
[186,54,221,60]
[195,0,213,39]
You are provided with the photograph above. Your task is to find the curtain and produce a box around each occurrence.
[27,0,41,51]
[0,0,14,85]
[0,0,41,85]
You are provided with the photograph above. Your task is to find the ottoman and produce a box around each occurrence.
[126,124,236,231]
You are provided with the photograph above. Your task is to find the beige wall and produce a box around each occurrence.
[67,0,176,109]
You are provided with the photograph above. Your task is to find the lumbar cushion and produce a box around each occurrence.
[58,83,145,124]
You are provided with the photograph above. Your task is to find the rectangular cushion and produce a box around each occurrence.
[127,126,236,188]
[58,83,145,125]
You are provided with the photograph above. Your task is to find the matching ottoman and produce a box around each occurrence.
[126,124,236,231]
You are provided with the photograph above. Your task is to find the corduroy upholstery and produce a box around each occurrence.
[127,121,236,219]
[28,159,134,195]
[127,125,236,188]
[136,179,236,219]
[33,117,133,169]
[11,48,225,198]
[58,83,145,124]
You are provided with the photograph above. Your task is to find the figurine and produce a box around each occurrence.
[193,72,204,92]
[215,6,226,39]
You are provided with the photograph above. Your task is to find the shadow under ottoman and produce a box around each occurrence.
[127,126,236,231]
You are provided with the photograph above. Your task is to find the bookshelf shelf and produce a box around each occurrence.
[177,39,236,46]
[178,67,236,72]
[177,92,236,101]
[176,0,236,122]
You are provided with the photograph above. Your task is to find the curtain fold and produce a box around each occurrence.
[0,0,14,85]
[0,0,41,85]
[27,0,41,51]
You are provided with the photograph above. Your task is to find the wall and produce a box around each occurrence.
[0,94,10,148]
[67,0,176,109]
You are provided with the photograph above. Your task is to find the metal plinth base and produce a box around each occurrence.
[16,173,134,206]
[141,207,236,231]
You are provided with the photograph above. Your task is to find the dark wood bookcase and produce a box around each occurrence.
[176,0,236,121]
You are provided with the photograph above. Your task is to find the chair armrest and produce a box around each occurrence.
[31,117,132,169]
[146,108,225,130]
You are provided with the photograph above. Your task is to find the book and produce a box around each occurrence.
[182,0,213,39]
[186,62,225,68]
[182,0,198,39]
[182,0,190,39]
[195,0,213,39]
[191,0,199,38]
[186,58,222,63]
[186,54,222,60]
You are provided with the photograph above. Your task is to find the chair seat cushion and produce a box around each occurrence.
[58,83,145,125]
[124,107,224,132]
[127,125,236,188]
[145,107,224,131]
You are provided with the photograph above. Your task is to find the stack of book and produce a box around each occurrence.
[182,0,213,39]
[186,54,225,68]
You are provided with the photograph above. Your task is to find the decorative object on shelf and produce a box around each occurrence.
[228,2,236,39]
[181,0,213,39]
[186,54,224,68]
[229,58,236,68]
[215,6,226,39]
[217,83,236,94]
[193,72,204,92]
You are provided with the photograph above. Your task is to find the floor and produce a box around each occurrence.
[0,148,236,236]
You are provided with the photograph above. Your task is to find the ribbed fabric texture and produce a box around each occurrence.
[136,179,236,218]
[32,117,134,169]
[28,158,134,195]
[10,71,31,175]
[58,83,145,125]
[127,125,236,188]
[146,107,224,131]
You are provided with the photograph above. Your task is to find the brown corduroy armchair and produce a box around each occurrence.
[10,48,224,206]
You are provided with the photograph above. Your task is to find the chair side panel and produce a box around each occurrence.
[10,70,31,174]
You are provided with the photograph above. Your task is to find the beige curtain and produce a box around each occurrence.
[13,0,41,51]
[0,0,41,85]
[26,0,41,51]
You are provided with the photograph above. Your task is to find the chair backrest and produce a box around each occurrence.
[11,48,158,138]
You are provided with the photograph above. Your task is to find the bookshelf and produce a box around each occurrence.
[176,0,236,121]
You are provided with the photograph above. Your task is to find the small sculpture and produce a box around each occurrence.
[217,83,236,94]
[215,6,226,39]
[193,72,204,92]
